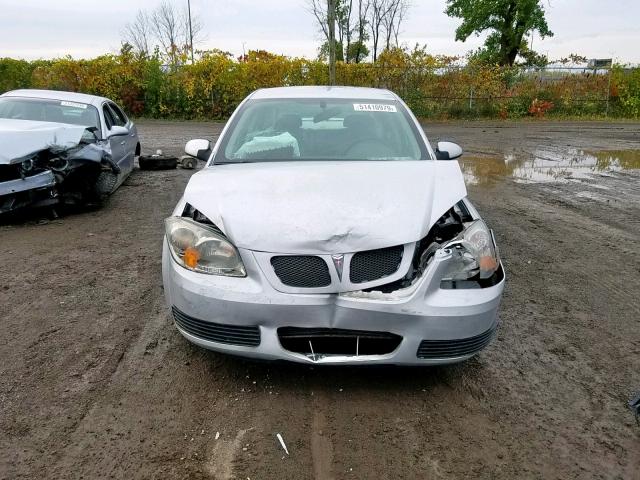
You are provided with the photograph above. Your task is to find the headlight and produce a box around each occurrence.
[164,217,246,277]
[441,219,499,281]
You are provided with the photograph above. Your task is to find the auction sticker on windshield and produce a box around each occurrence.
[60,101,87,109]
[353,103,397,112]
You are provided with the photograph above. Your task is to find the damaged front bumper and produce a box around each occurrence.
[162,241,505,365]
[0,119,118,215]
[0,170,57,214]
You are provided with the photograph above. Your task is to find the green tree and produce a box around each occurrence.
[318,40,345,62]
[346,40,369,63]
[445,0,553,66]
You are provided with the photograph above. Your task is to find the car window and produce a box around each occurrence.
[0,97,100,129]
[217,98,426,163]
[103,104,116,130]
[108,103,128,126]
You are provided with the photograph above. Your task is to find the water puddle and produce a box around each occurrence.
[460,148,640,186]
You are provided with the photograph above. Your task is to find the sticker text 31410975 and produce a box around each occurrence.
[353,103,397,113]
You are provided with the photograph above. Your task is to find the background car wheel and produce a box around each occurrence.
[139,154,178,170]
[180,156,197,169]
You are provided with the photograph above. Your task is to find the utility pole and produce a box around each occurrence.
[187,0,194,63]
[328,0,336,85]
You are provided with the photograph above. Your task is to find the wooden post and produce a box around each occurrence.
[187,0,194,63]
[605,66,612,117]
[328,0,336,85]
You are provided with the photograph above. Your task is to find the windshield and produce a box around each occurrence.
[0,97,100,130]
[217,98,427,163]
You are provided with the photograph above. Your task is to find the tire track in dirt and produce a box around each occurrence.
[206,427,252,479]
[311,393,335,480]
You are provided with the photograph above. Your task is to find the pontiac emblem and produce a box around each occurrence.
[331,254,345,281]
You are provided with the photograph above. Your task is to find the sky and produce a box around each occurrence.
[1,0,639,63]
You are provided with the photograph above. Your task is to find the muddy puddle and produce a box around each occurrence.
[460,148,640,186]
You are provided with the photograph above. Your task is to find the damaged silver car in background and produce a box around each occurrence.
[163,86,505,365]
[0,89,140,215]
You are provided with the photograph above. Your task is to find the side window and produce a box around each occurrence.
[108,103,127,127]
[103,105,115,130]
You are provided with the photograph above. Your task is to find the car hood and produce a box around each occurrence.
[184,160,467,254]
[0,118,91,164]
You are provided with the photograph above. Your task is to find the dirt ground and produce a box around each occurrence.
[1,120,639,479]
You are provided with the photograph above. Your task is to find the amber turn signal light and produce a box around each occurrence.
[183,247,200,268]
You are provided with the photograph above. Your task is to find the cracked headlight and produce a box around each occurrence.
[164,217,246,277]
[442,219,499,281]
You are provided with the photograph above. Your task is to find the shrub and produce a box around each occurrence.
[0,49,637,119]
[528,98,555,117]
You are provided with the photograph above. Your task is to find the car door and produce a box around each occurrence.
[108,102,138,169]
[102,103,128,173]
[103,102,135,176]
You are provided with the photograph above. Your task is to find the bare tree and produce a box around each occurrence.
[352,0,370,63]
[368,0,410,60]
[310,0,408,63]
[121,1,204,64]
[382,0,409,50]
[369,0,391,61]
[122,10,153,56]
[339,0,354,61]
[391,1,408,46]
[308,0,331,42]
[308,0,356,62]
[151,1,183,63]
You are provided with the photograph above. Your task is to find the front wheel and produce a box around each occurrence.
[92,170,118,203]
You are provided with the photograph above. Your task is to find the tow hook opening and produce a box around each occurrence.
[278,327,402,360]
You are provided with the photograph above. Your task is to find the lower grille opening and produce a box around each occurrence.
[172,307,260,347]
[278,327,402,357]
[416,326,496,359]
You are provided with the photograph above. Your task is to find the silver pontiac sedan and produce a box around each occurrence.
[162,86,505,365]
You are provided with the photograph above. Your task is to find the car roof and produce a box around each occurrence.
[249,86,399,101]
[0,89,109,107]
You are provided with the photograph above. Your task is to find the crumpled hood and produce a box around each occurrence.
[0,118,91,164]
[184,161,467,254]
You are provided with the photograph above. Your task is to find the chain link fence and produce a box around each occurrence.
[334,64,633,118]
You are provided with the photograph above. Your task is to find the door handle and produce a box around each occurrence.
[120,141,126,145]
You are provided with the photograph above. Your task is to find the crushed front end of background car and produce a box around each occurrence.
[0,119,120,215]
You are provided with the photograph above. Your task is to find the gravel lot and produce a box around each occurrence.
[1,120,639,479]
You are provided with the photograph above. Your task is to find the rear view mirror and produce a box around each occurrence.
[435,141,463,160]
[185,139,212,162]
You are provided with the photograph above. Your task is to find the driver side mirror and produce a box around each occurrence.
[185,139,212,162]
[435,141,463,160]
[107,126,129,138]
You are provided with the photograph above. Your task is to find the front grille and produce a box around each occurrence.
[416,326,496,359]
[349,245,404,284]
[278,327,402,356]
[172,307,260,347]
[271,255,331,288]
